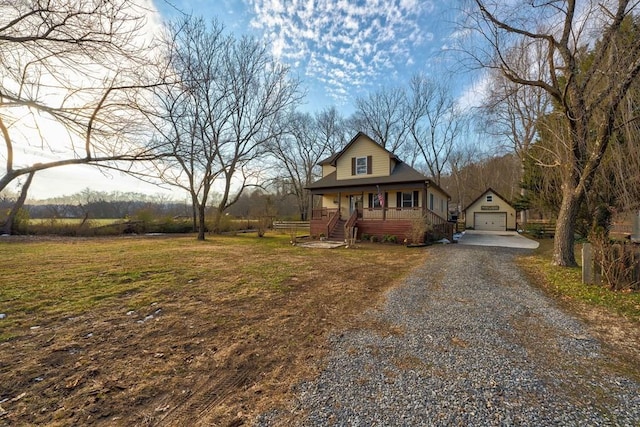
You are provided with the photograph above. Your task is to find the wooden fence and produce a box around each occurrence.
[582,242,640,290]
[522,220,556,238]
[272,221,310,235]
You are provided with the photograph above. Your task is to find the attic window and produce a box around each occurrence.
[486,194,493,202]
[351,156,372,175]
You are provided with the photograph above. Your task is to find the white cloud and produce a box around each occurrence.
[456,71,491,112]
[247,0,438,103]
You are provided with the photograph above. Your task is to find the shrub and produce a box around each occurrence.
[409,214,433,244]
[382,234,398,244]
[524,224,544,238]
[256,216,271,237]
[11,208,31,234]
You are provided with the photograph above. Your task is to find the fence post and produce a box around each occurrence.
[582,243,593,284]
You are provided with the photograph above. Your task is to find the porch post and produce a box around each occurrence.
[338,192,342,219]
[383,189,386,221]
[423,186,428,215]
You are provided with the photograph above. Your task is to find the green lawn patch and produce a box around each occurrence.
[518,239,640,322]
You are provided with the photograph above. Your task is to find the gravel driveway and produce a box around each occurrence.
[257,245,640,426]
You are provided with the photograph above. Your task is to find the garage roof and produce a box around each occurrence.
[463,188,515,213]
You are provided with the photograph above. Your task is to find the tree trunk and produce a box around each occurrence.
[519,159,527,229]
[552,188,582,267]
[197,203,206,241]
[2,171,35,235]
[192,203,197,233]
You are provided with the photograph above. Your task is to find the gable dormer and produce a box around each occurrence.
[331,133,396,180]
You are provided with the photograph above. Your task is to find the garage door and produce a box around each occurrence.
[474,212,507,231]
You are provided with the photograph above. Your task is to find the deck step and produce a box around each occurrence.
[329,219,346,240]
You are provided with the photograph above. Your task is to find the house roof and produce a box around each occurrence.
[317,131,400,166]
[310,131,450,199]
[307,162,451,198]
[463,187,515,212]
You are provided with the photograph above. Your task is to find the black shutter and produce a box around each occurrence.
[367,155,372,174]
[396,192,402,208]
[413,190,419,207]
[384,192,388,207]
[351,157,355,175]
[368,193,373,208]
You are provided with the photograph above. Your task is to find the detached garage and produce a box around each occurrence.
[464,188,516,231]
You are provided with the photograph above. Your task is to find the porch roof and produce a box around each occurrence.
[306,162,448,196]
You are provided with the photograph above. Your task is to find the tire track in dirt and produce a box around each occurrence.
[156,365,252,426]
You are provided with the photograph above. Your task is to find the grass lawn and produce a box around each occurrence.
[517,238,640,374]
[517,239,640,322]
[0,233,427,426]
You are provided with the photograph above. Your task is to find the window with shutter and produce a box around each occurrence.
[355,157,367,175]
[370,193,382,208]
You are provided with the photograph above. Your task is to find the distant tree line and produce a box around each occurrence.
[0,188,302,224]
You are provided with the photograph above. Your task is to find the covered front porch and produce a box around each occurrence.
[310,188,452,243]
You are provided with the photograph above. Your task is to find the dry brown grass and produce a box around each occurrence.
[0,233,427,426]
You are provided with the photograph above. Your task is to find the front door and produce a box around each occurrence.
[349,195,362,215]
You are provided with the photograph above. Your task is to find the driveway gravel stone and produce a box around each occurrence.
[256,245,640,426]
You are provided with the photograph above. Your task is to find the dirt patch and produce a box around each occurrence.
[0,236,427,426]
[572,304,640,376]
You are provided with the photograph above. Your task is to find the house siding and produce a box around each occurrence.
[336,136,389,180]
[321,195,337,209]
[357,220,414,241]
[322,164,336,177]
[308,132,453,242]
[427,188,448,218]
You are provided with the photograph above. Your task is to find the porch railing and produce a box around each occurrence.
[311,206,453,241]
[344,209,358,233]
[326,209,340,237]
[361,207,447,222]
[312,208,338,220]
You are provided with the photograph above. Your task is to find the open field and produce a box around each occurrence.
[0,234,426,426]
[27,219,124,226]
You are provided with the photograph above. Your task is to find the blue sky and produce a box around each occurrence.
[154,0,477,114]
[11,0,485,200]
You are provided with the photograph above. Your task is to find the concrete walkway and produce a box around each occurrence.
[457,230,540,249]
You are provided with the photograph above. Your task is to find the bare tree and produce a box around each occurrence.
[209,34,301,233]
[268,107,347,220]
[406,74,465,186]
[2,171,34,234]
[467,0,640,266]
[0,0,164,201]
[350,86,410,154]
[147,18,229,239]
[150,17,301,239]
[478,41,551,227]
[444,141,483,214]
[315,106,350,154]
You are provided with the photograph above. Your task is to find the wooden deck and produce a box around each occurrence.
[311,207,453,242]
